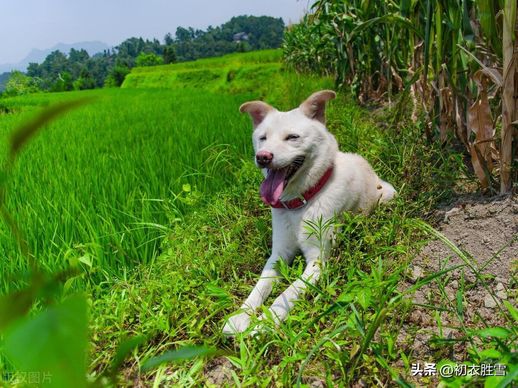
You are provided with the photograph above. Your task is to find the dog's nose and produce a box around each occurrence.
[256,151,273,167]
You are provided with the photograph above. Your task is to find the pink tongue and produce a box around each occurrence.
[260,169,287,206]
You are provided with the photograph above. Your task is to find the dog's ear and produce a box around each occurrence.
[299,90,336,124]
[239,101,274,127]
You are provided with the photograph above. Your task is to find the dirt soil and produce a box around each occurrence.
[204,357,235,387]
[397,194,517,383]
[420,194,516,281]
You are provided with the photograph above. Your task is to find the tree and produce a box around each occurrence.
[73,68,96,90]
[135,52,164,67]
[41,51,69,76]
[164,33,174,46]
[52,71,74,92]
[163,46,176,64]
[68,49,90,79]
[87,53,113,88]
[104,65,130,87]
[3,71,40,96]
[0,72,11,92]
[69,48,89,64]
[175,27,193,42]
[27,62,42,78]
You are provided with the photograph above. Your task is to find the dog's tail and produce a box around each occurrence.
[377,180,397,203]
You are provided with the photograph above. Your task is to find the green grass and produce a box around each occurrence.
[0,51,334,292]
[83,91,469,385]
[2,50,514,386]
[123,49,294,98]
[0,89,252,288]
[128,49,283,74]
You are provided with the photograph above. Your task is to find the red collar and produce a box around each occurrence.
[267,165,334,210]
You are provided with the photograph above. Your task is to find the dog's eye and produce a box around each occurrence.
[285,134,300,141]
[259,135,267,141]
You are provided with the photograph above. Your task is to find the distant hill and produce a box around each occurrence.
[3,15,285,94]
[0,41,109,73]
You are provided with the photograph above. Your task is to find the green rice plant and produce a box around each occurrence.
[0,88,255,289]
[0,99,217,388]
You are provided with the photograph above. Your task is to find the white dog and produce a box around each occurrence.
[223,90,396,335]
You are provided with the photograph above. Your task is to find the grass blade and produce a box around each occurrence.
[140,346,217,372]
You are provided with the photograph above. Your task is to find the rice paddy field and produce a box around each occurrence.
[0,50,324,288]
[0,50,515,387]
[0,88,252,286]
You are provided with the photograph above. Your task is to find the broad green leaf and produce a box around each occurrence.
[349,14,422,41]
[476,327,512,339]
[423,0,433,82]
[502,300,518,322]
[479,348,502,359]
[400,0,412,17]
[3,294,88,388]
[0,287,38,331]
[110,336,147,375]
[63,277,77,293]
[485,365,518,388]
[356,288,372,310]
[337,291,354,303]
[78,254,92,268]
[476,0,502,57]
[140,346,216,372]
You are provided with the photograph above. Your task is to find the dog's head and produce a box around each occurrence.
[240,90,338,206]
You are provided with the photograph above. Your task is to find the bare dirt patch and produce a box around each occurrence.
[396,194,517,383]
[204,357,235,386]
[421,194,517,282]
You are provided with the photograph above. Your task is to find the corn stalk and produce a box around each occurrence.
[283,0,515,192]
[500,0,517,193]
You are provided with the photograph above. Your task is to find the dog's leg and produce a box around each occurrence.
[222,254,286,334]
[260,223,333,327]
[264,257,322,325]
[223,216,296,335]
[223,251,296,335]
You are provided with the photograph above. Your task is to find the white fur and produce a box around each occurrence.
[223,91,395,335]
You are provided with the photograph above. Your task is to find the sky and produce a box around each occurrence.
[0,0,313,64]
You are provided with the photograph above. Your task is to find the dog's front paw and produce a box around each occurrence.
[222,311,251,335]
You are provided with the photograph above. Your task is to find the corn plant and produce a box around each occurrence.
[283,0,517,193]
[500,0,517,193]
